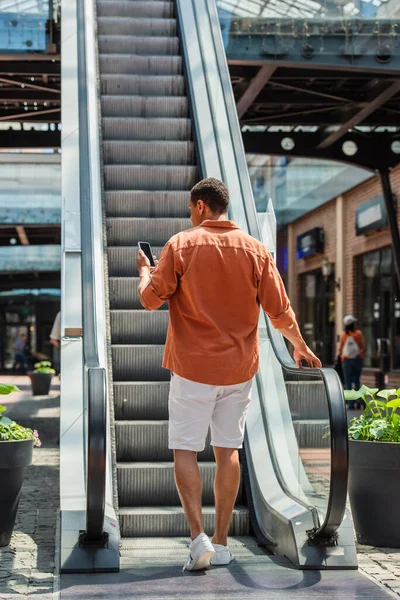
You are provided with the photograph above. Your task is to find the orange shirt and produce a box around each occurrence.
[339,330,365,361]
[140,220,295,385]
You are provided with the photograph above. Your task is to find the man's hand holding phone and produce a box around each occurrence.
[137,241,158,272]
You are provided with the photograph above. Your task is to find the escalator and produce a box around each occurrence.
[60,0,362,580]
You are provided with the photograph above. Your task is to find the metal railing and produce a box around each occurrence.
[206,0,348,540]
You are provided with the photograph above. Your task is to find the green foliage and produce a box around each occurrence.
[33,361,56,375]
[345,387,400,443]
[0,385,41,446]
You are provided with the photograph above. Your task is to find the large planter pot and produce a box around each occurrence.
[0,439,33,546]
[28,372,53,396]
[349,439,400,547]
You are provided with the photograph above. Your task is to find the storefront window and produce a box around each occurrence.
[300,270,335,366]
[357,248,400,371]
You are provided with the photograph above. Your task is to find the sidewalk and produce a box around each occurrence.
[0,376,60,600]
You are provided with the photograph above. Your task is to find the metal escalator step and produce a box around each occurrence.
[104,165,197,192]
[109,277,168,310]
[99,55,182,76]
[119,506,250,537]
[293,419,330,449]
[102,118,191,141]
[116,421,214,462]
[98,36,179,56]
[97,17,176,37]
[103,141,194,166]
[107,217,191,246]
[105,191,190,218]
[286,381,328,420]
[112,344,167,381]
[101,96,188,118]
[113,381,169,420]
[110,310,169,344]
[101,74,185,96]
[97,1,174,18]
[108,246,163,276]
[118,462,240,506]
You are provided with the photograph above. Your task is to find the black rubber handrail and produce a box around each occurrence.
[206,0,348,539]
[77,0,107,545]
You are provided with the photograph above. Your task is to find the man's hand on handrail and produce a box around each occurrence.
[278,321,322,368]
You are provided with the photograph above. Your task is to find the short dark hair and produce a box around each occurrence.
[190,178,229,215]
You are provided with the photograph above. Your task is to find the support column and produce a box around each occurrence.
[380,169,400,288]
[287,223,297,315]
[335,195,344,344]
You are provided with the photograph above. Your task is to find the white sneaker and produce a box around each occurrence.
[183,533,215,571]
[210,543,234,565]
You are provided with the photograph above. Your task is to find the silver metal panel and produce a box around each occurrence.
[113,381,169,420]
[106,217,191,246]
[97,1,174,18]
[109,277,168,310]
[97,17,177,36]
[111,344,168,381]
[102,117,191,141]
[101,96,188,118]
[103,141,194,165]
[98,35,179,56]
[105,191,190,218]
[119,506,250,537]
[110,310,169,344]
[104,166,197,191]
[99,55,182,75]
[100,74,185,96]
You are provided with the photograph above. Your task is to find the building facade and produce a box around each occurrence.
[286,164,400,387]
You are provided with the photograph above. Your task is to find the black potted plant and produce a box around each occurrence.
[0,383,41,547]
[345,385,400,547]
[28,360,56,396]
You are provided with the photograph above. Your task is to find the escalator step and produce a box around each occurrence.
[104,165,197,191]
[112,344,167,381]
[113,381,170,420]
[97,1,174,18]
[107,217,191,246]
[119,506,250,538]
[293,420,330,449]
[98,36,179,56]
[97,17,177,37]
[105,191,190,218]
[102,117,191,141]
[115,421,214,462]
[99,55,182,76]
[103,141,194,165]
[118,462,244,505]
[108,246,164,277]
[109,277,168,310]
[100,74,185,96]
[110,310,169,344]
[101,96,188,118]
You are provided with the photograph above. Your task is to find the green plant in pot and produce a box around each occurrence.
[345,384,400,547]
[28,360,56,396]
[0,383,41,547]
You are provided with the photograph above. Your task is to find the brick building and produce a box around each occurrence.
[285,164,400,387]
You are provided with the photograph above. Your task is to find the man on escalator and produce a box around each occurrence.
[137,177,321,572]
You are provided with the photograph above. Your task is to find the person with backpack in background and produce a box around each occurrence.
[339,315,365,410]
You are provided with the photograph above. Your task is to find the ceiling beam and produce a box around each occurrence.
[0,107,61,121]
[317,80,400,149]
[0,77,60,95]
[236,65,276,118]
[0,91,59,101]
[16,226,29,246]
[0,61,60,75]
[0,54,60,62]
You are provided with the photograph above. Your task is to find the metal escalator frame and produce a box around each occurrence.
[77,0,107,545]
[202,0,349,540]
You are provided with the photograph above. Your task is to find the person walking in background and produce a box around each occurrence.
[136,177,321,572]
[13,330,31,374]
[339,315,365,410]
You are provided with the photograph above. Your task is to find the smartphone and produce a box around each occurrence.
[138,241,156,268]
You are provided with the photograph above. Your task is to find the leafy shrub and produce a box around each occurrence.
[0,384,41,446]
[32,361,56,375]
[345,385,400,443]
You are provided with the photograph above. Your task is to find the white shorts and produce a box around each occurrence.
[168,373,252,452]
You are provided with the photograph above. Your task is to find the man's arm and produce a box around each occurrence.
[258,253,322,368]
[136,242,180,310]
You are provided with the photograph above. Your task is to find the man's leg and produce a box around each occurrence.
[212,447,240,546]
[174,449,203,540]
